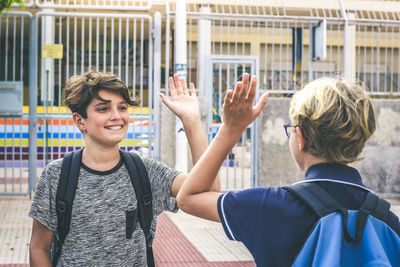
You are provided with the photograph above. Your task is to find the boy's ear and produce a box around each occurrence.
[72,113,86,133]
[296,127,307,151]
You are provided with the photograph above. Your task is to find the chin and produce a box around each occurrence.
[106,136,125,146]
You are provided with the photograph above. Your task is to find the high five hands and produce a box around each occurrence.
[160,73,268,134]
[222,73,268,134]
[159,74,200,123]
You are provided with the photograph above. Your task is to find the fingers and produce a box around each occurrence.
[231,73,250,103]
[169,77,177,97]
[190,83,196,96]
[174,74,184,95]
[171,74,191,96]
[181,78,189,95]
[224,89,234,105]
[253,92,269,116]
[240,73,250,100]
[246,76,257,102]
[231,81,243,103]
[159,93,172,109]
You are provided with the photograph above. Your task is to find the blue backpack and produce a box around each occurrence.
[283,182,400,267]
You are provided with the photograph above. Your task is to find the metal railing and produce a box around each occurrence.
[0,12,33,195]
[35,0,152,10]
[164,0,400,96]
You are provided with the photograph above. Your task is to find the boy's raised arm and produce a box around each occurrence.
[175,74,268,222]
[160,74,220,197]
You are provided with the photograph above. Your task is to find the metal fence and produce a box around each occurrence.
[163,0,400,189]
[355,21,400,95]
[0,11,159,196]
[205,56,260,191]
[11,0,152,10]
[33,10,155,177]
[168,0,400,96]
[0,12,32,195]
[2,0,400,195]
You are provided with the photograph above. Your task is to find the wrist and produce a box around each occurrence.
[181,115,202,128]
[218,124,244,143]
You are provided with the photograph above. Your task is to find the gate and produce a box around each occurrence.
[1,10,161,196]
[29,11,156,191]
[206,55,259,191]
[0,12,33,195]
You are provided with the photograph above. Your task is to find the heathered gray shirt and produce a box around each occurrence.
[29,154,180,266]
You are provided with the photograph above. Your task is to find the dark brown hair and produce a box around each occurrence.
[64,70,139,118]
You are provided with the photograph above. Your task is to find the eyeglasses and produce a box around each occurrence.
[283,123,297,139]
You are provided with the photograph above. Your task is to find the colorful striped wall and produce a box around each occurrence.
[1,107,151,160]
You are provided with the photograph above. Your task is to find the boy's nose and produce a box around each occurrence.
[110,107,122,120]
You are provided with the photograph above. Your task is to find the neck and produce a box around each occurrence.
[82,145,121,171]
[300,153,328,172]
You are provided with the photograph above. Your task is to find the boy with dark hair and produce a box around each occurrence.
[29,70,219,266]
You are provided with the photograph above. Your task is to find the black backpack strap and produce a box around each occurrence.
[120,150,154,267]
[353,192,391,242]
[283,182,362,243]
[53,148,83,266]
[283,182,343,217]
[284,182,392,244]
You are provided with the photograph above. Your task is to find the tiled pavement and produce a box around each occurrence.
[0,195,254,266]
[1,195,399,266]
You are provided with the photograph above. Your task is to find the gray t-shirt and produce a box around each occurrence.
[29,154,180,266]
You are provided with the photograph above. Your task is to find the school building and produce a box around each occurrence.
[1,0,399,198]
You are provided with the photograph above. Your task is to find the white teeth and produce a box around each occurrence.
[106,126,122,130]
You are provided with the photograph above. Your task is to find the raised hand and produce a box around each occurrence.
[222,73,268,133]
[160,74,200,123]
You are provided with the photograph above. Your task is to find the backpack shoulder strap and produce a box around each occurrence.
[353,191,391,242]
[359,192,390,222]
[284,182,392,243]
[283,182,343,217]
[53,148,83,266]
[120,149,154,267]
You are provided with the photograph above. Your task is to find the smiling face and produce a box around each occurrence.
[75,89,129,149]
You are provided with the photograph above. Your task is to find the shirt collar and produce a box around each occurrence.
[304,163,365,187]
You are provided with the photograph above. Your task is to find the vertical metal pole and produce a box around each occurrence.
[153,12,161,160]
[148,19,153,158]
[308,23,313,82]
[81,17,85,74]
[338,0,353,82]
[251,59,259,187]
[345,12,356,83]
[165,0,170,95]
[175,0,188,173]
[205,56,213,144]
[197,5,211,97]
[29,15,38,194]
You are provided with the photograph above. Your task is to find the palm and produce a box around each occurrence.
[222,74,268,132]
[160,74,200,121]
[168,93,199,119]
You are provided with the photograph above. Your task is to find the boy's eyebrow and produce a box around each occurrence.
[94,101,110,107]
[94,100,127,107]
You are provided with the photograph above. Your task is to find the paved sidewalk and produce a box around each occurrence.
[1,195,399,266]
[0,196,31,265]
[0,195,254,266]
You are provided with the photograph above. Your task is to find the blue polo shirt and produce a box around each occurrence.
[217,163,400,267]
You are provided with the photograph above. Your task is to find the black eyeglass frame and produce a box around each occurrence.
[283,123,297,139]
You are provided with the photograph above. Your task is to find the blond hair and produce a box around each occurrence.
[289,78,376,164]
